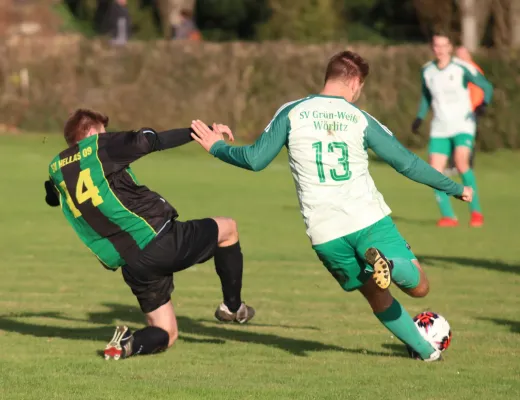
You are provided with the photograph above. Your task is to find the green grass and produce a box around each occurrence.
[0,134,519,400]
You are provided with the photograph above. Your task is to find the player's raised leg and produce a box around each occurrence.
[361,217,428,296]
[212,217,255,323]
[453,137,483,227]
[358,279,440,362]
[428,142,458,226]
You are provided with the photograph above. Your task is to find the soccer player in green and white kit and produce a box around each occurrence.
[411,33,493,227]
[190,50,473,362]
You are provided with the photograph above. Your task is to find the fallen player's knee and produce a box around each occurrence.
[167,330,178,348]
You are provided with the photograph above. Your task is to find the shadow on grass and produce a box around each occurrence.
[477,317,520,334]
[381,343,410,358]
[0,303,408,358]
[391,215,438,226]
[417,254,520,275]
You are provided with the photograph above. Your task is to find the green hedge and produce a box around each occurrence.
[1,37,519,150]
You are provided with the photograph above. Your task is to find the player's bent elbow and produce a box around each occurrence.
[249,160,269,172]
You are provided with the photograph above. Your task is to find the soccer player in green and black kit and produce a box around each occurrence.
[45,109,255,360]
[411,33,493,227]
[189,51,473,361]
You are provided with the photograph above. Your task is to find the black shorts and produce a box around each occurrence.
[121,218,219,313]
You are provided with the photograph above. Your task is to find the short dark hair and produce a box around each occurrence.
[325,51,370,84]
[432,31,453,43]
[64,108,108,146]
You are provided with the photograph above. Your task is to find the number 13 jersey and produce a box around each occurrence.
[281,95,391,245]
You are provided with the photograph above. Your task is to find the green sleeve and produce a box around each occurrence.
[209,109,290,172]
[362,112,464,196]
[463,65,493,104]
[417,72,432,119]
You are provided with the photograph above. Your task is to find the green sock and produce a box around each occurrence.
[461,169,482,213]
[375,299,435,359]
[434,190,455,218]
[390,258,420,289]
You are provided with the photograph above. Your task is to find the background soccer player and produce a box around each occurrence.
[189,51,473,362]
[445,47,485,176]
[44,109,255,360]
[411,34,493,227]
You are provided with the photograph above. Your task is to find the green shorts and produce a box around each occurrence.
[429,134,475,156]
[312,216,416,292]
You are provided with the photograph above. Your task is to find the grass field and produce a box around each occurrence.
[0,134,519,400]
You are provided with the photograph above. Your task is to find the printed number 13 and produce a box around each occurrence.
[312,141,352,183]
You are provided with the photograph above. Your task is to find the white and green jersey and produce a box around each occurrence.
[210,95,464,245]
[417,57,493,138]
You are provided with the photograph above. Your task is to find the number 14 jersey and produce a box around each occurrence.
[48,132,177,268]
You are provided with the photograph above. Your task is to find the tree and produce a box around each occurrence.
[195,0,270,41]
[509,0,520,47]
[257,0,344,42]
[460,0,478,51]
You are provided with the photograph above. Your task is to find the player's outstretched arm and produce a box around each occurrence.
[412,72,432,134]
[364,112,466,199]
[105,127,202,168]
[190,119,287,172]
[155,127,217,150]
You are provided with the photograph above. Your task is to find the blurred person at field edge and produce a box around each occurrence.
[410,34,493,228]
[109,0,131,46]
[444,47,485,176]
[172,9,201,41]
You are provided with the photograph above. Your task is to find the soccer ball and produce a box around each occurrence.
[408,311,452,359]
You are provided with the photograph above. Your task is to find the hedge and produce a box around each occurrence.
[1,36,519,150]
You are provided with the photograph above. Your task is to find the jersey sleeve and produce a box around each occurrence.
[362,112,464,196]
[209,108,290,172]
[417,71,432,119]
[462,64,493,104]
[104,130,156,168]
[104,128,193,169]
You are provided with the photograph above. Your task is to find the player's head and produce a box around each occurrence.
[324,50,369,102]
[64,108,109,146]
[431,33,453,61]
[455,46,472,62]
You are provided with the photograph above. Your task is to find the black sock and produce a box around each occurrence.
[214,241,243,313]
[124,326,169,357]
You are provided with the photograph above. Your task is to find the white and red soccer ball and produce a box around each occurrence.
[409,311,452,358]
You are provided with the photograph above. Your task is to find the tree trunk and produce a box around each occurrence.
[460,0,479,51]
[511,0,520,47]
[476,0,494,42]
[492,0,510,48]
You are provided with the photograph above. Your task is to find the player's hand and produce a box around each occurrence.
[213,124,235,142]
[411,118,422,134]
[455,186,473,203]
[474,102,487,117]
[44,179,60,207]
[190,120,232,152]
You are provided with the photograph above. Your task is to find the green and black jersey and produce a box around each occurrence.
[46,128,192,269]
